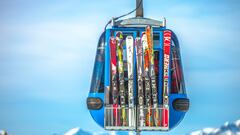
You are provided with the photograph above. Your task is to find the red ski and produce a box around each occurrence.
[162,30,172,127]
[110,37,120,126]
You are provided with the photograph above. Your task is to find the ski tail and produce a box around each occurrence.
[162,107,169,127]
[113,104,119,126]
[121,104,126,126]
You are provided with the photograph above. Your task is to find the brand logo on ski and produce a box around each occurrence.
[162,30,172,127]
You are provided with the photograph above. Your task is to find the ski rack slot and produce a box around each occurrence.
[104,105,136,130]
[137,105,169,131]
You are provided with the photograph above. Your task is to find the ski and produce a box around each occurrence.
[135,37,145,127]
[142,32,153,127]
[109,37,120,126]
[162,30,172,127]
[146,26,160,126]
[126,35,135,127]
[116,32,127,126]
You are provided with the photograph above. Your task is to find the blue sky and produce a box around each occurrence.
[0,0,240,135]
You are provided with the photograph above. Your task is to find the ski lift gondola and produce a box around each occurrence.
[87,0,189,133]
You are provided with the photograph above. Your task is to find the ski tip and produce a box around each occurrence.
[135,37,141,40]
[146,25,153,33]
[135,37,141,46]
[110,37,116,44]
[116,31,123,38]
[141,33,147,42]
[146,25,151,29]
[164,30,172,36]
[126,35,133,40]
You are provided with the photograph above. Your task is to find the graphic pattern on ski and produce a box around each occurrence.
[135,37,145,127]
[146,26,160,126]
[107,29,172,130]
[126,35,135,127]
[142,32,153,127]
[162,30,172,127]
[109,37,120,126]
[116,32,127,126]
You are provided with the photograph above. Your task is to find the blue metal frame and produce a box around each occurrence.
[158,31,163,105]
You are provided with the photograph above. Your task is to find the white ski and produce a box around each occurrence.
[135,37,145,127]
[126,35,135,127]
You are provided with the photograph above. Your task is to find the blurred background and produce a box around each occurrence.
[0,0,240,135]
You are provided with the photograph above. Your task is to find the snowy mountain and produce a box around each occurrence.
[64,127,91,135]
[64,128,131,135]
[0,130,7,135]
[64,128,117,135]
[190,119,240,135]
[65,119,240,135]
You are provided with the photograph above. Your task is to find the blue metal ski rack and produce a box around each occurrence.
[87,0,189,133]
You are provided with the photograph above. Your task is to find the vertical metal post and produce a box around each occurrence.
[136,0,143,17]
[136,130,141,135]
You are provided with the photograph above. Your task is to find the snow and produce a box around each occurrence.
[65,119,240,135]
[202,128,217,134]
[0,131,7,135]
[189,119,240,135]
[235,120,240,127]
[64,127,80,135]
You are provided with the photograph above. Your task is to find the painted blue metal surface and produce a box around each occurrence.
[105,29,111,88]
[88,93,104,127]
[87,26,188,130]
[169,94,187,129]
[158,31,163,105]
